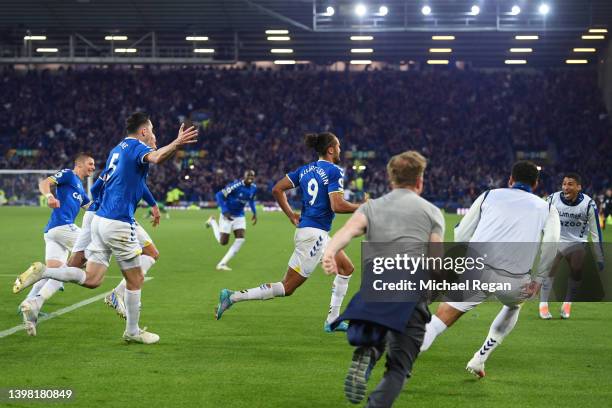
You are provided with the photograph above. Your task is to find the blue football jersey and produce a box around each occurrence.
[44,169,90,233]
[89,168,155,213]
[286,160,344,231]
[87,168,109,213]
[96,137,154,223]
[216,180,257,217]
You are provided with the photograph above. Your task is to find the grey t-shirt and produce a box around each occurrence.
[357,188,445,242]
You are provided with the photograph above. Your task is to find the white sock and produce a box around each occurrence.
[140,254,156,274]
[475,305,521,363]
[420,314,448,352]
[26,278,49,300]
[326,274,351,323]
[115,255,156,299]
[219,238,245,266]
[42,266,86,285]
[209,218,221,243]
[37,279,64,301]
[230,282,285,303]
[125,288,141,336]
[539,301,549,309]
[540,276,554,302]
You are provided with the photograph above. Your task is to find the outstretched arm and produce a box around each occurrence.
[40,176,60,208]
[272,176,300,227]
[145,124,198,165]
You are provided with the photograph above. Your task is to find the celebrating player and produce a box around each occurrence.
[67,132,163,319]
[206,170,257,271]
[13,112,198,344]
[215,132,360,332]
[18,153,95,336]
[419,161,560,378]
[539,173,605,319]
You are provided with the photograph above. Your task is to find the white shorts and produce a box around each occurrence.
[74,212,154,254]
[135,222,154,248]
[558,241,587,257]
[445,267,531,313]
[219,215,246,234]
[288,227,330,278]
[44,224,80,262]
[72,211,96,253]
[86,215,142,268]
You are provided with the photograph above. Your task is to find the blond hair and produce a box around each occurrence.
[386,151,427,187]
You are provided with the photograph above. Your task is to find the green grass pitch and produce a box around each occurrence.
[0,207,611,407]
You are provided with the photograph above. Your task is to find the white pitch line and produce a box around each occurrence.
[0,274,125,278]
[0,277,153,339]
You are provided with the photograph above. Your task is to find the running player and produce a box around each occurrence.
[419,161,561,378]
[13,112,198,344]
[215,132,360,332]
[539,173,605,319]
[206,170,257,271]
[67,165,162,320]
[18,153,95,335]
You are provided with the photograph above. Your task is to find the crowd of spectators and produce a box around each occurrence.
[0,65,610,209]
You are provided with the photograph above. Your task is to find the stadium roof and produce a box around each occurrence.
[0,0,609,67]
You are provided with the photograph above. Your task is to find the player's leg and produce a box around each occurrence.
[35,225,80,300]
[206,213,222,243]
[363,302,429,407]
[24,228,72,301]
[325,249,354,332]
[19,225,82,335]
[420,302,474,352]
[120,263,158,344]
[215,228,324,320]
[214,216,233,270]
[67,251,87,268]
[108,224,159,315]
[217,219,246,270]
[97,217,158,343]
[67,211,94,269]
[466,272,528,377]
[561,246,586,319]
[539,252,564,319]
[13,218,110,294]
[215,267,303,320]
[18,259,106,337]
[207,212,229,245]
[466,304,522,378]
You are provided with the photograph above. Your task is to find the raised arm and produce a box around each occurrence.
[39,176,59,209]
[145,124,198,165]
[272,176,300,227]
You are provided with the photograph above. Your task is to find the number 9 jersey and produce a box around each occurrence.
[286,159,345,232]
